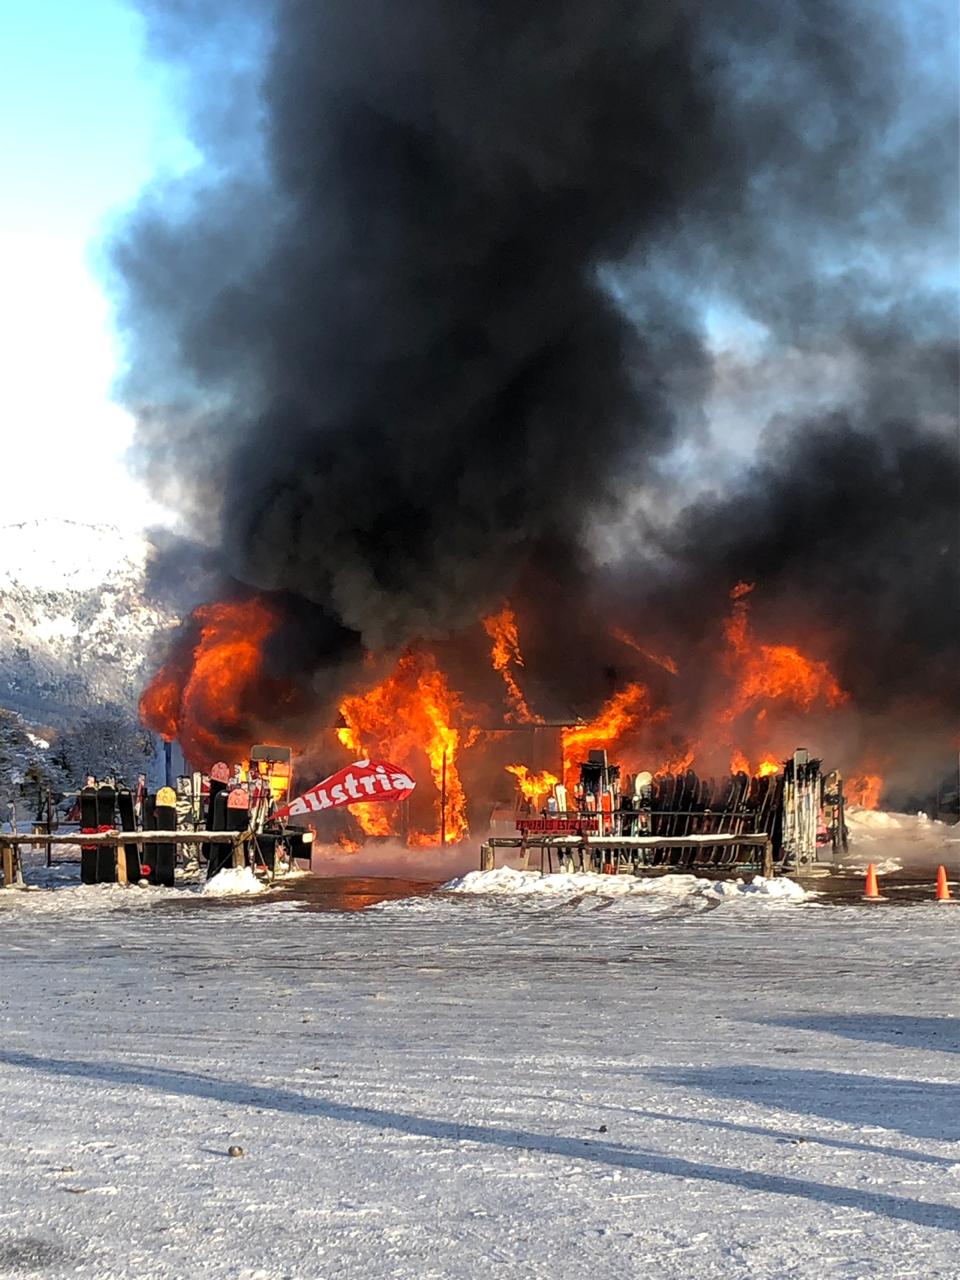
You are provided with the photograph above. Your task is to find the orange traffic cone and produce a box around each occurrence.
[863,863,885,901]
[935,865,953,903]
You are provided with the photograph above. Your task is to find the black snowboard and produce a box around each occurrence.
[91,782,117,882]
[206,787,231,878]
[152,786,177,888]
[202,777,227,870]
[253,832,277,872]
[116,787,142,881]
[79,784,100,885]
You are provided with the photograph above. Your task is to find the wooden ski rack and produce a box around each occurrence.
[0,830,255,889]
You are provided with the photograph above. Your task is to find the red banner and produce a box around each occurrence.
[273,759,415,820]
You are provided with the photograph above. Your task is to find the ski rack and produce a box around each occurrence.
[4,752,315,889]
[0,830,255,889]
[483,746,846,876]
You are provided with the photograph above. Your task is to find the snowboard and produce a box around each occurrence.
[254,832,278,873]
[226,787,251,870]
[116,787,142,882]
[153,785,177,888]
[95,781,118,882]
[206,784,231,879]
[79,782,100,885]
[202,762,230,871]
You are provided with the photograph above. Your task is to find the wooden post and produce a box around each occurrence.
[480,843,495,872]
[114,846,128,885]
[1,842,12,888]
[763,839,774,879]
[46,790,54,867]
[231,835,246,870]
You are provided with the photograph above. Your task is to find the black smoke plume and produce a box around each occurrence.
[111,1,957,791]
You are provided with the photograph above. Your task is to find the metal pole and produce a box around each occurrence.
[441,748,450,847]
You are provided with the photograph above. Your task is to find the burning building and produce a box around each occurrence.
[114,0,956,853]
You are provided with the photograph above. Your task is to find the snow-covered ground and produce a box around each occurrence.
[1,849,959,1279]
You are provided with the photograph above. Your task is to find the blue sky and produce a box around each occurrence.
[0,0,193,530]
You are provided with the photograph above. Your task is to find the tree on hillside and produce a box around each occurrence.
[0,708,69,823]
[48,707,156,789]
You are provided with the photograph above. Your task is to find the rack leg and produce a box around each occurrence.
[763,840,774,878]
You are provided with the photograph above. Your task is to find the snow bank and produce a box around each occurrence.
[202,867,265,896]
[708,874,807,901]
[441,867,808,903]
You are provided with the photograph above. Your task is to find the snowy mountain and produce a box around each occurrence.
[0,519,178,727]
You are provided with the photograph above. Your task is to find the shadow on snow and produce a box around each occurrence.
[1,1050,958,1234]
[757,1013,960,1055]
[648,1064,959,1142]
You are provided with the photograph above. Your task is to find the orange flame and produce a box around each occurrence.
[729,749,751,776]
[723,584,846,721]
[848,773,883,809]
[482,605,542,723]
[561,683,651,787]
[336,650,471,844]
[656,746,696,774]
[347,802,392,837]
[140,598,279,767]
[505,764,559,807]
[730,750,781,777]
[139,669,181,742]
[611,626,679,675]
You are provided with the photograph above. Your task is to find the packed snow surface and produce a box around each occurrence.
[0,858,958,1279]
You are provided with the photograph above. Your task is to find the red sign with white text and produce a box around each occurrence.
[273,759,415,820]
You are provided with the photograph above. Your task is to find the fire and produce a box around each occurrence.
[336,650,471,844]
[238,757,291,804]
[561,683,650,787]
[337,834,361,853]
[483,605,541,722]
[140,598,279,767]
[723,584,846,720]
[848,773,883,809]
[138,576,874,856]
[729,749,750,776]
[505,764,559,807]
[140,669,181,742]
[612,626,679,675]
[347,803,392,838]
[729,750,781,777]
[657,747,696,774]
